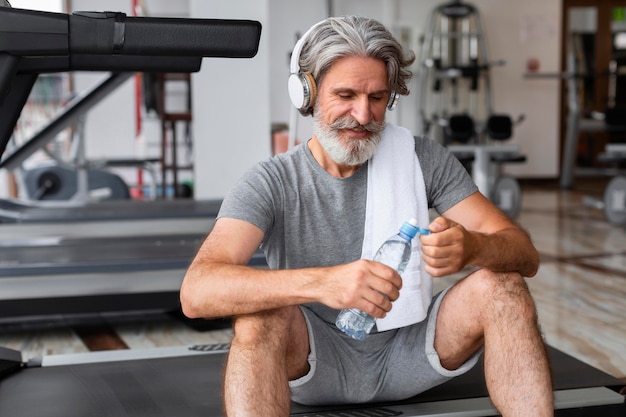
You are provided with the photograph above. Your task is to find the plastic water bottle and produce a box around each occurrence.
[335,219,430,340]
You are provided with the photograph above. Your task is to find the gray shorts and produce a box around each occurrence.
[289,287,482,405]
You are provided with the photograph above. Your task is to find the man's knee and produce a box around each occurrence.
[231,307,304,347]
[230,307,311,379]
[464,269,538,323]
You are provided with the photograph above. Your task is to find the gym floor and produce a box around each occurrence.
[0,178,624,385]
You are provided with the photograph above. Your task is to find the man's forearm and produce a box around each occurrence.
[180,263,317,319]
[468,227,539,277]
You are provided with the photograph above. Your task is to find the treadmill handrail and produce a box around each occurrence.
[0,6,261,163]
[0,8,262,59]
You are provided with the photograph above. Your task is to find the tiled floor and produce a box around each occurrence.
[519,186,626,381]
[0,180,624,384]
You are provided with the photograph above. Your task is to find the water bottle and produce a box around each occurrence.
[335,218,430,340]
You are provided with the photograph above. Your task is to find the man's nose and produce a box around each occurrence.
[350,96,372,125]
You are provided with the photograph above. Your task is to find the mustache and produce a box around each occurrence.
[328,117,385,134]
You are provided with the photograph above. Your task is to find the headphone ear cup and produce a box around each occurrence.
[288,72,317,111]
[387,91,399,111]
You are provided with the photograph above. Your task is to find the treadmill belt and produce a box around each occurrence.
[0,199,223,223]
[0,234,205,276]
[0,346,622,416]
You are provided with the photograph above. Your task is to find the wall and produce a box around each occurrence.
[189,0,270,200]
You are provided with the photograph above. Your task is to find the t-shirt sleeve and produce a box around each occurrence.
[415,136,478,214]
[217,161,279,234]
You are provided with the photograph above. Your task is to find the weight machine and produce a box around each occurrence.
[564,35,626,225]
[417,0,526,219]
[528,30,626,225]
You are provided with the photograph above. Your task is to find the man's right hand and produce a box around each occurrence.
[316,259,403,318]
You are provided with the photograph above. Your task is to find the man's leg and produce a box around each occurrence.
[224,306,311,417]
[434,270,553,417]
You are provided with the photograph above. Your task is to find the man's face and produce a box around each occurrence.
[313,56,390,166]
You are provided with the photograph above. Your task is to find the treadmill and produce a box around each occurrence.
[0,5,264,317]
[0,5,624,417]
[0,344,623,416]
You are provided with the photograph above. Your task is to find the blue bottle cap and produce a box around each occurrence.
[400,218,431,239]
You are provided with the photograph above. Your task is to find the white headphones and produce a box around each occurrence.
[287,18,399,113]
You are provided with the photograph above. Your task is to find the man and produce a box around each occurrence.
[180,16,552,417]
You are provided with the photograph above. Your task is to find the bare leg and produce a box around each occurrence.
[434,270,554,417]
[223,306,310,417]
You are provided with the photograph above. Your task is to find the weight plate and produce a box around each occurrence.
[491,175,522,219]
[603,175,626,225]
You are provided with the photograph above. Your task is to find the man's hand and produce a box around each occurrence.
[420,216,476,277]
[317,259,403,318]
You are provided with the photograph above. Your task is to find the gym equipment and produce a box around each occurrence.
[0,5,262,315]
[576,58,626,225]
[0,197,245,318]
[0,220,266,318]
[0,7,261,206]
[417,0,526,219]
[447,114,526,219]
[581,168,626,226]
[598,143,626,225]
[0,7,261,157]
[0,344,622,416]
[22,163,131,201]
[602,172,626,225]
[580,144,626,226]
[532,31,626,190]
[528,31,626,224]
[4,71,161,203]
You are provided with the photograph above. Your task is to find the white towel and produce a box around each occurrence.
[362,124,433,332]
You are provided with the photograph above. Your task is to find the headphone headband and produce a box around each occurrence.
[290,19,328,75]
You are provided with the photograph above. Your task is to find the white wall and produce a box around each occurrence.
[189,0,270,200]
[10,0,62,11]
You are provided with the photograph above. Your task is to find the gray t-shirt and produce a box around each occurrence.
[218,135,477,324]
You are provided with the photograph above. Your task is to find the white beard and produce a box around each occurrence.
[313,113,385,166]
